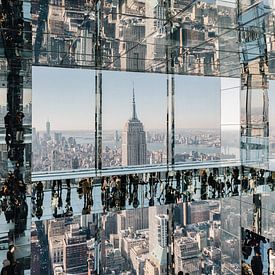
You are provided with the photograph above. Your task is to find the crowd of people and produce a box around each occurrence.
[30,166,275,219]
[0,170,28,236]
[0,1,30,273]
[242,229,271,275]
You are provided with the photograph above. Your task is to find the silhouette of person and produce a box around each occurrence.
[0,259,12,275]
[251,251,263,275]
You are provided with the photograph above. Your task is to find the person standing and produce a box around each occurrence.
[0,260,12,275]
[6,245,15,267]
[251,251,263,275]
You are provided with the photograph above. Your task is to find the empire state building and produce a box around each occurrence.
[122,89,147,166]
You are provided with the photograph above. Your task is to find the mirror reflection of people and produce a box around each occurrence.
[7,245,15,266]
[6,245,16,274]
[65,179,73,216]
[0,259,11,275]
[251,251,263,275]
[35,181,44,219]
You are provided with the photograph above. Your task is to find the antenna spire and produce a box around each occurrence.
[132,82,137,119]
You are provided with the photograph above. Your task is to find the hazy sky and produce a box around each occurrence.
[220,77,240,127]
[175,74,220,129]
[33,67,225,131]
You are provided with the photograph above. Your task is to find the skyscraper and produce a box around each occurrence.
[63,224,87,274]
[122,88,147,166]
[187,201,210,225]
[145,207,169,275]
[46,120,51,139]
[48,219,65,271]
[117,207,148,234]
[148,205,168,254]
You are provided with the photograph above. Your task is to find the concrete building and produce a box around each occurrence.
[147,207,169,275]
[63,223,88,274]
[174,236,201,275]
[187,201,210,224]
[48,219,65,270]
[129,242,149,275]
[117,207,149,234]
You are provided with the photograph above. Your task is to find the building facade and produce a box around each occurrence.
[122,89,147,166]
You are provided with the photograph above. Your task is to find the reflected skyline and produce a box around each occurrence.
[33,67,221,131]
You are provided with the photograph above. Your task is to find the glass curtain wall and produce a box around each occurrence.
[1,0,275,274]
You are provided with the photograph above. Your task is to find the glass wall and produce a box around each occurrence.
[32,67,95,172]
[0,0,32,272]
[2,0,275,274]
[31,0,240,77]
[175,75,221,164]
[31,201,222,274]
[102,71,167,168]
[221,77,240,162]
[269,81,275,168]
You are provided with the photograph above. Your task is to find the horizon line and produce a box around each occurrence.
[34,127,221,132]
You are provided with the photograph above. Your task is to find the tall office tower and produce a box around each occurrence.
[117,207,149,233]
[155,214,168,248]
[118,4,146,72]
[174,236,201,274]
[148,205,168,253]
[48,219,65,270]
[48,219,65,238]
[63,224,88,274]
[46,120,51,139]
[187,201,210,224]
[145,212,168,275]
[145,0,166,71]
[122,89,147,166]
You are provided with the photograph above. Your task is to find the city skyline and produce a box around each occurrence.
[32,200,223,274]
[1,0,275,274]
[21,74,275,132]
[33,67,222,131]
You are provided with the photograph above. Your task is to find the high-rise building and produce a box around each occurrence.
[54,132,62,144]
[48,219,65,271]
[174,236,201,275]
[117,207,148,234]
[146,207,169,275]
[148,205,168,253]
[63,223,88,274]
[155,215,168,248]
[46,120,51,139]
[4,0,275,274]
[122,89,147,166]
[187,201,210,224]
